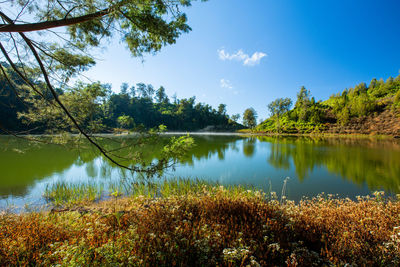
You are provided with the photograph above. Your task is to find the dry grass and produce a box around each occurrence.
[1,187,399,266]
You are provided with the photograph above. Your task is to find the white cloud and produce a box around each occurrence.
[220,78,233,89]
[218,49,267,66]
[220,79,239,95]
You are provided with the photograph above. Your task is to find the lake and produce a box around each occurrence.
[1,134,400,209]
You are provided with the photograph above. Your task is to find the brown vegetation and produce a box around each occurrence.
[1,188,399,266]
[326,109,400,136]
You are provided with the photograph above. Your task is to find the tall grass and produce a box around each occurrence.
[44,182,103,205]
[44,178,266,206]
[123,178,217,198]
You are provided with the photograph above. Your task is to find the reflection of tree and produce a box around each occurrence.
[0,135,243,197]
[258,136,400,193]
[107,135,242,165]
[243,138,256,158]
[268,139,291,170]
[181,135,241,164]
[0,137,79,196]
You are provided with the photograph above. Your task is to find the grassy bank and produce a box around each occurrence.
[1,180,399,266]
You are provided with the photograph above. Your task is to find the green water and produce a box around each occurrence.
[1,134,400,207]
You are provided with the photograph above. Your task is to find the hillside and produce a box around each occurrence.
[257,74,400,136]
[325,109,400,136]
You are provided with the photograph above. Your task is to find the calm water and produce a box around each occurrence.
[1,134,400,208]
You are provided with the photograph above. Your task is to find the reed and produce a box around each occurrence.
[43,182,104,205]
[44,178,264,205]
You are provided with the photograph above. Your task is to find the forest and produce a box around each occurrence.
[0,63,243,134]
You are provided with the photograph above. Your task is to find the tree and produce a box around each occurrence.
[0,0,199,173]
[217,104,227,115]
[337,106,350,126]
[243,108,257,128]
[155,86,169,104]
[231,114,240,123]
[19,82,111,133]
[295,86,311,121]
[120,83,129,95]
[136,83,148,99]
[268,98,292,132]
[117,115,134,130]
[129,85,136,98]
[146,84,155,101]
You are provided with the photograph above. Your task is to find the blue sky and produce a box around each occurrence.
[84,0,400,121]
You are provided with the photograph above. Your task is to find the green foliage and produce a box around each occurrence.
[0,0,210,175]
[257,74,400,134]
[268,98,292,118]
[155,86,169,104]
[231,113,240,123]
[50,46,96,83]
[160,135,195,162]
[268,97,292,132]
[337,107,350,126]
[1,0,202,112]
[44,182,103,206]
[329,75,400,120]
[1,71,243,133]
[218,103,227,115]
[9,0,196,55]
[243,108,257,128]
[258,87,327,133]
[117,115,134,129]
[98,85,242,131]
[295,86,311,121]
[0,63,35,132]
[393,90,400,110]
[18,81,110,133]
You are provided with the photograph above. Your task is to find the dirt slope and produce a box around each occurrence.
[326,109,400,136]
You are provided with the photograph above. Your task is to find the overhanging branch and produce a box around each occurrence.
[0,8,110,32]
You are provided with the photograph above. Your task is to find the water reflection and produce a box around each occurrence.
[259,136,400,192]
[0,135,400,204]
[243,138,256,158]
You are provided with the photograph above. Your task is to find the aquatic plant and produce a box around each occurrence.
[43,182,103,206]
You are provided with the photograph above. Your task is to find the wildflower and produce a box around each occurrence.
[149,233,156,239]
[268,243,280,252]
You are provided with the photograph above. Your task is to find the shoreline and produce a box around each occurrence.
[1,131,399,139]
[236,130,399,139]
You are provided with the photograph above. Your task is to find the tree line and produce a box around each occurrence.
[0,63,243,134]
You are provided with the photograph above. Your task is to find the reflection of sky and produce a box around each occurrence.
[0,137,395,209]
[168,139,372,201]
